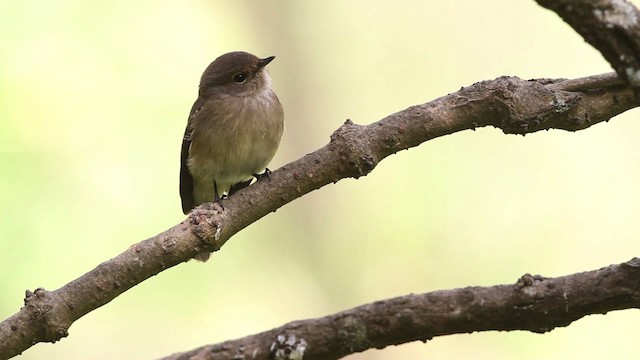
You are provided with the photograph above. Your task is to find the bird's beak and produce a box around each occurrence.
[259,56,276,68]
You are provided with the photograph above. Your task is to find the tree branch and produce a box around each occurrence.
[159,257,640,360]
[535,0,640,92]
[0,73,637,359]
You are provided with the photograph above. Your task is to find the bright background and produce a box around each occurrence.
[2,1,640,359]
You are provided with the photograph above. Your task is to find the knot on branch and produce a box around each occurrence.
[492,77,582,134]
[515,273,547,297]
[188,203,223,255]
[329,120,378,179]
[22,288,69,343]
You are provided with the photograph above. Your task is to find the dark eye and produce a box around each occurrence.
[232,73,247,83]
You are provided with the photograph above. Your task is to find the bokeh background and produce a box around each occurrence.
[2,1,640,359]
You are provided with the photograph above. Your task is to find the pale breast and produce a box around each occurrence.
[187,88,284,195]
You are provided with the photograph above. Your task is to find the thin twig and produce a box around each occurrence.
[547,72,624,91]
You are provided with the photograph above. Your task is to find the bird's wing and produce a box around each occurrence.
[180,97,204,214]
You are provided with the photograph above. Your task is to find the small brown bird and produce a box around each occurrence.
[180,51,284,216]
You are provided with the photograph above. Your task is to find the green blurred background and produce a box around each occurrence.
[2,1,640,359]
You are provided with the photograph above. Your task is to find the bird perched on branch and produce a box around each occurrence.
[179,51,284,261]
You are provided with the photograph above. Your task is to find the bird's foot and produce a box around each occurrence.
[213,194,228,210]
[253,168,272,182]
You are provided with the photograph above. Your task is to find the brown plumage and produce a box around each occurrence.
[180,51,284,215]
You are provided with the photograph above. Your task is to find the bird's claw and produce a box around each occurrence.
[253,168,272,182]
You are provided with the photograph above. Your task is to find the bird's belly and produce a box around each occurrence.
[190,142,272,186]
[188,123,282,203]
[187,96,283,202]
[188,147,269,205]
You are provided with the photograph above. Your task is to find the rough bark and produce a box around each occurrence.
[160,258,640,360]
[0,72,637,359]
[535,0,640,93]
[3,1,640,359]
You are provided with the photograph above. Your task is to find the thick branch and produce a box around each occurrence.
[0,73,637,359]
[161,258,640,360]
[535,0,640,92]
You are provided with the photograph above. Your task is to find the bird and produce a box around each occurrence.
[180,51,284,217]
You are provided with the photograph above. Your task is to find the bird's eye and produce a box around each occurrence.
[232,73,247,83]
